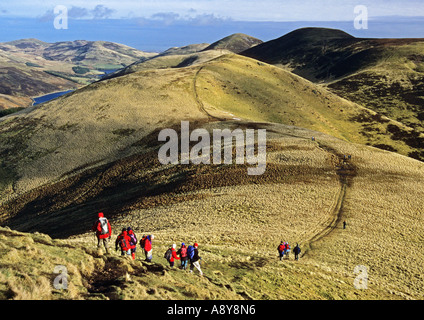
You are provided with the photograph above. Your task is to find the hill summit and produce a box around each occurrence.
[203,33,263,53]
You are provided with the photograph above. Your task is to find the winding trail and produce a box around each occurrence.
[192,66,358,256]
[192,66,228,121]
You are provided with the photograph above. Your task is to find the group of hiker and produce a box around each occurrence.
[92,212,203,275]
[278,241,301,261]
[164,242,203,276]
[93,212,309,273]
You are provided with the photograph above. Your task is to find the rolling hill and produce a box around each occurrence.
[0,39,158,110]
[102,33,263,80]
[0,31,424,300]
[203,33,263,53]
[242,27,424,160]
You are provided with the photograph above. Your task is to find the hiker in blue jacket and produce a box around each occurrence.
[188,243,203,276]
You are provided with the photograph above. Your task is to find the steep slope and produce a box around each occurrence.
[194,54,420,157]
[241,27,356,80]
[203,33,263,53]
[241,28,424,160]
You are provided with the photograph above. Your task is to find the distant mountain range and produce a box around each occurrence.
[0,39,157,109]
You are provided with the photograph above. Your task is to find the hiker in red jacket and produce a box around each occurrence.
[277,241,285,261]
[115,228,131,257]
[92,212,112,254]
[127,227,137,260]
[142,234,154,262]
[177,243,188,270]
[168,243,180,267]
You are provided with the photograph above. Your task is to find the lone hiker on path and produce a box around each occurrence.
[188,243,203,276]
[177,243,189,270]
[92,212,112,254]
[343,221,347,229]
[127,227,137,260]
[142,234,154,262]
[116,228,132,257]
[293,243,301,261]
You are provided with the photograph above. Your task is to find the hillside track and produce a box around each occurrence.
[301,142,357,257]
[192,66,227,121]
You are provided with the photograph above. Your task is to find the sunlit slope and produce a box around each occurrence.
[103,49,230,80]
[241,27,424,160]
[195,54,417,156]
[0,67,212,198]
[0,53,419,201]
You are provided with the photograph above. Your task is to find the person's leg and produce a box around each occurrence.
[145,249,153,262]
[193,261,203,276]
[103,238,110,254]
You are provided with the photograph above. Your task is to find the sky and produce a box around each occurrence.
[0,0,423,52]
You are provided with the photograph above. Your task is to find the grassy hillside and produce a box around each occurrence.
[203,33,263,53]
[326,42,424,130]
[1,122,423,300]
[241,28,424,160]
[1,49,424,300]
[195,54,420,158]
[103,49,231,80]
[0,53,417,199]
[159,43,210,56]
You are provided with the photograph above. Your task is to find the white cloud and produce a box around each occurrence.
[3,0,424,21]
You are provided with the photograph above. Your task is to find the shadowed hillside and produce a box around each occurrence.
[242,28,424,160]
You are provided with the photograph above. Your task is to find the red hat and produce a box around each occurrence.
[98,212,104,218]
[194,243,198,248]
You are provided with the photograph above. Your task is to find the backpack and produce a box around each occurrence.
[128,232,137,246]
[164,248,172,261]
[98,217,109,235]
[187,245,195,260]
[140,236,146,249]
[119,236,129,250]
